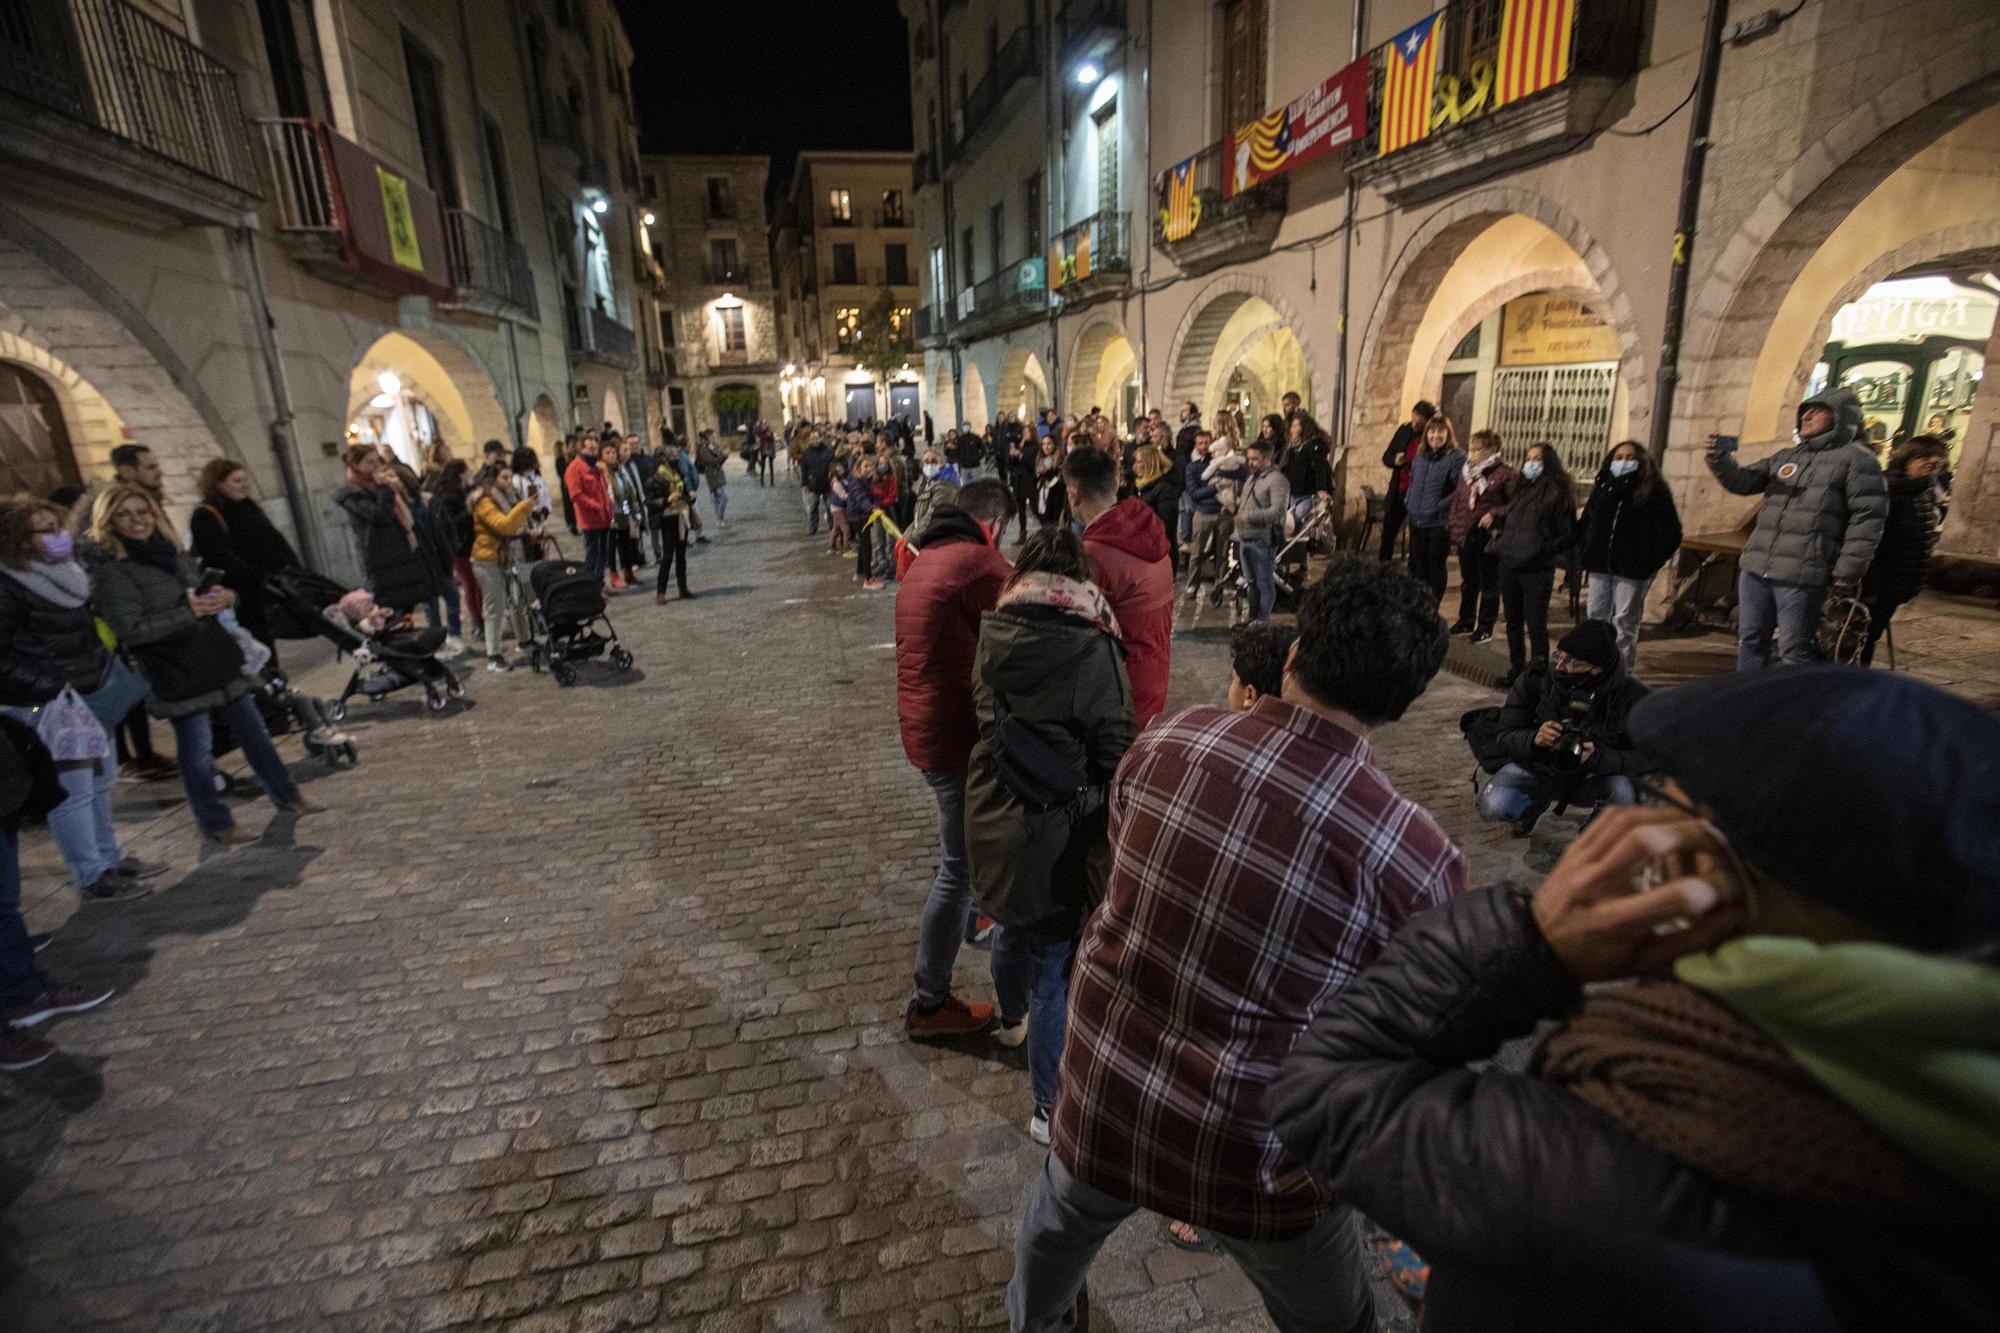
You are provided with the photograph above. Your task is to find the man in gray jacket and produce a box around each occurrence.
[1236,440,1292,622]
[1707,387,1886,669]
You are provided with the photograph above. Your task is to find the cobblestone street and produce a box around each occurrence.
[3,468,1539,1332]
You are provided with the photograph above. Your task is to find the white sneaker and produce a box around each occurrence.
[439,634,467,657]
[1029,1109,1051,1145]
[994,1018,1026,1049]
[485,656,511,673]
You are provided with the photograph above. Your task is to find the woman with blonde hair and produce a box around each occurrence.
[83,485,318,847]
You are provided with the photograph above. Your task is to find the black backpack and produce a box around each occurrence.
[1459,706,1511,774]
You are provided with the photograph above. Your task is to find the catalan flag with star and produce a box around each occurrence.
[1160,156,1202,241]
[1495,0,1578,107]
[1379,11,1444,156]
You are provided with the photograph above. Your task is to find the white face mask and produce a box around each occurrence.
[1521,460,1544,481]
[922,463,941,480]
[1609,458,1639,478]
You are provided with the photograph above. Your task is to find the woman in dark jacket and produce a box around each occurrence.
[393,460,462,651]
[189,458,302,668]
[0,496,157,902]
[1858,435,1946,665]
[334,446,437,617]
[965,528,1136,1145]
[85,485,317,847]
[1133,445,1183,577]
[1577,440,1683,671]
[1269,669,2000,1333]
[1029,443,1068,531]
[1445,429,1516,641]
[1490,443,1578,681]
[425,459,482,646]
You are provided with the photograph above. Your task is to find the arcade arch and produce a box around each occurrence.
[1065,319,1139,421]
[345,330,510,469]
[995,345,1051,421]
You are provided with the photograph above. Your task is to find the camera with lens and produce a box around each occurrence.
[1548,723,1588,772]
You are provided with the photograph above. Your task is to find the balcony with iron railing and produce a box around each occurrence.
[953,257,1047,338]
[1151,140,1288,276]
[582,305,636,369]
[915,305,943,344]
[258,117,453,301]
[1049,210,1129,303]
[443,209,537,318]
[948,26,1038,168]
[0,0,259,221]
[1352,0,1644,203]
[704,263,755,286]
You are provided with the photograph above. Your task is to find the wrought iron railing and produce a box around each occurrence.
[588,307,635,364]
[961,258,1047,327]
[258,117,337,232]
[0,0,259,193]
[1150,140,1286,246]
[445,209,537,315]
[1050,210,1129,291]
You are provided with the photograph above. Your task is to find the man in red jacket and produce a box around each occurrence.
[1065,448,1174,729]
[563,437,615,587]
[894,479,1016,1038]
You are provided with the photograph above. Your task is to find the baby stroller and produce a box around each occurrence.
[264,568,466,715]
[523,559,634,687]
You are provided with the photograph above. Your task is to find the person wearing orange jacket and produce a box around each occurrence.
[563,436,615,589]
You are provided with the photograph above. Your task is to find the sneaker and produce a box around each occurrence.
[1,1029,57,1072]
[119,758,177,785]
[994,1018,1026,1049]
[203,823,259,848]
[486,656,511,673]
[80,875,150,905]
[1183,584,1200,603]
[277,796,326,815]
[1028,1109,1051,1145]
[6,981,115,1029]
[863,579,886,591]
[1469,629,1494,645]
[904,995,995,1039]
[112,856,169,881]
[1446,621,1474,636]
[439,634,468,657]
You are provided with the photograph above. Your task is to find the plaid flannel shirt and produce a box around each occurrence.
[1052,697,1466,1240]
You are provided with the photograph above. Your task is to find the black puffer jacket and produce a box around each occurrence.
[335,483,437,612]
[1497,660,1647,776]
[0,567,110,706]
[1266,887,2000,1333]
[1861,476,1939,607]
[1490,478,1578,571]
[1577,471,1683,579]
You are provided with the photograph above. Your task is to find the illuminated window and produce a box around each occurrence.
[717,305,746,352]
[890,307,913,334]
[835,306,861,351]
[828,188,852,222]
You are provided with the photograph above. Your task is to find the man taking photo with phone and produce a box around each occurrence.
[1705,387,1886,669]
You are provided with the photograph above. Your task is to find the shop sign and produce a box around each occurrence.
[376,167,424,272]
[1830,290,1997,346]
[1500,294,1620,366]
[1015,258,1046,294]
[1225,57,1368,198]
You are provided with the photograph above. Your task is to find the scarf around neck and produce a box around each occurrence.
[124,531,182,576]
[1,558,91,607]
[1463,451,1501,492]
[998,571,1122,639]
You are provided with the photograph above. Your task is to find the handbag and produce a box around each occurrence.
[131,617,245,703]
[986,698,1090,814]
[80,652,150,731]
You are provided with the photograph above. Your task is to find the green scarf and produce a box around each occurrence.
[1676,937,2000,1202]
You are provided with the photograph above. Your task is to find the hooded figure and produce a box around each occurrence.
[1709,387,1888,591]
[1080,498,1174,728]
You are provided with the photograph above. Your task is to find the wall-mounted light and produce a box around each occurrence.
[377,370,400,395]
[591,198,609,214]
[1074,62,1100,86]
[642,211,656,226]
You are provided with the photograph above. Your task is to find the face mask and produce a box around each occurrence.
[1609,458,1639,478]
[921,464,941,480]
[37,531,74,563]
[1521,460,1544,481]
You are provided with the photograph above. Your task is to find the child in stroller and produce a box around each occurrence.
[522,559,634,687]
[262,569,465,714]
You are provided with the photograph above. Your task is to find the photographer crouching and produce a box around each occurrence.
[1477,620,1647,835]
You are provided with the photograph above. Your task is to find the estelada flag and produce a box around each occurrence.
[1159,155,1202,242]
[1379,11,1444,156]
[1495,0,1577,107]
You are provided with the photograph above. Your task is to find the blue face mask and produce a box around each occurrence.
[1521,460,1544,481]
[37,531,74,563]
[1609,458,1639,478]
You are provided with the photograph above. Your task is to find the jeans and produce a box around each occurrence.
[911,769,975,1008]
[1477,762,1637,823]
[1008,1153,1374,1333]
[1,826,49,1007]
[803,488,828,534]
[1239,538,1277,621]
[424,590,461,637]
[990,927,1076,1115]
[1185,511,1225,591]
[3,707,121,889]
[654,516,689,595]
[1177,490,1193,544]
[1736,570,1825,670]
[581,527,613,583]
[471,560,521,659]
[1408,525,1450,602]
[711,485,729,523]
[1378,484,1409,560]
[1585,573,1652,671]
[1499,564,1555,671]
[170,692,301,834]
[1455,528,1499,630]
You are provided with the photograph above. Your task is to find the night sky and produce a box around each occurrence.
[614,0,914,192]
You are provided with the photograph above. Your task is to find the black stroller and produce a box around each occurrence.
[523,560,634,687]
[264,568,466,714]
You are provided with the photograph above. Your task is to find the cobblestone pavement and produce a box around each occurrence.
[3,466,1545,1332]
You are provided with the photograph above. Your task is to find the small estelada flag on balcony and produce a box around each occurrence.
[1160,156,1203,243]
[1379,11,1444,156]
[1495,0,1579,107]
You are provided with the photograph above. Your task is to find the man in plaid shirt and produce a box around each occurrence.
[1008,559,1464,1332]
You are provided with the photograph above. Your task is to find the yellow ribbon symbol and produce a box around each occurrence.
[1672,232,1688,266]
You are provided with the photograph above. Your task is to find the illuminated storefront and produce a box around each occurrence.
[1808,272,1995,464]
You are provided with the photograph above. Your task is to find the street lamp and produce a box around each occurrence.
[642,211,656,226]
[591,198,609,214]
[377,370,400,395]
[1074,62,1100,86]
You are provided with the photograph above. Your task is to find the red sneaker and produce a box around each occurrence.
[904,995,995,1039]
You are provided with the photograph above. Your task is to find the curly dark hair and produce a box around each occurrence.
[0,492,67,570]
[1291,558,1449,724]
[1230,622,1297,700]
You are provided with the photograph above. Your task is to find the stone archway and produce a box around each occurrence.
[527,394,563,457]
[960,362,989,429]
[1164,272,1328,421]
[930,357,958,430]
[346,329,512,468]
[0,333,128,488]
[1064,318,1138,418]
[995,344,1050,421]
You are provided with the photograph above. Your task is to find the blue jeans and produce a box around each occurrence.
[1,827,49,1007]
[1008,1153,1373,1333]
[170,692,301,834]
[1,708,121,889]
[1477,762,1636,823]
[1736,570,1825,670]
[712,485,729,523]
[911,769,977,1008]
[1177,490,1193,544]
[991,927,1076,1115]
[802,489,828,533]
[1239,538,1276,621]
[424,590,461,637]
[582,528,612,582]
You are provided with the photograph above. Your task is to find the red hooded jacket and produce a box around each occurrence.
[894,511,1012,773]
[1083,498,1175,728]
[564,453,614,531]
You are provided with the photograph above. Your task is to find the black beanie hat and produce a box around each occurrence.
[1557,620,1620,674]
[1628,666,2000,951]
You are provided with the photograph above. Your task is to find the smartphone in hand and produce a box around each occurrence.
[197,567,227,592]
[1709,434,1739,456]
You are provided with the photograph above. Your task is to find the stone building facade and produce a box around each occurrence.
[0,0,650,581]
[900,0,2000,564]
[639,154,781,442]
[773,151,926,428]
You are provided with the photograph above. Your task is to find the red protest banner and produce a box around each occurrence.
[1224,56,1368,199]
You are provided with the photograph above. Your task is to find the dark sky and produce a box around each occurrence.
[614,0,913,191]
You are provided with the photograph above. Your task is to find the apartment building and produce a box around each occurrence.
[0,0,649,580]
[773,150,925,427]
[639,154,781,441]
[901,0,2000,561]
